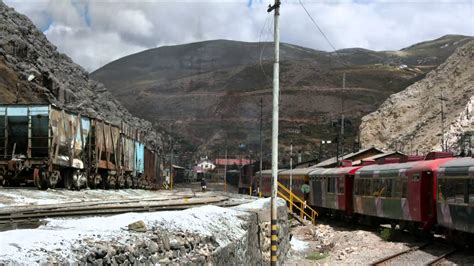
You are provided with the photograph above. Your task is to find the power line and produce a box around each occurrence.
[257,13,273,84]
[298,0,338,52]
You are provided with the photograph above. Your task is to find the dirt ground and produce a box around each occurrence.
[285,219,424,265]
[285,218,474,265]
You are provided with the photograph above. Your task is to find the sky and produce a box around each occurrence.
[5,0,473,72]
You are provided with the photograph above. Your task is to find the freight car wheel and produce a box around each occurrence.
[63,169,73,190]
[47,170,60,189]
[33,168,47,190]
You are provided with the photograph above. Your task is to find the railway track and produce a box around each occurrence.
[372,241,459,266]
[0,195,249,229]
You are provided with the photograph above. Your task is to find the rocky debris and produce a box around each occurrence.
[0,2,163,151]
[77,228,219,265]
[127,220,147,233]
[360,40,474,154]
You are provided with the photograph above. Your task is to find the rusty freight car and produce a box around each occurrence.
[0,105,91,189]
[0,104,160,190]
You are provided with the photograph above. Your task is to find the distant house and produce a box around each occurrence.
[194,160,216,174]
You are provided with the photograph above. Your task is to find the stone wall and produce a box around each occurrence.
[232,198,290,265]
[63,199,289,265]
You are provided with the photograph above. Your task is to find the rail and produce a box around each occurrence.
[277,181,318,224]
[0,195,243,227]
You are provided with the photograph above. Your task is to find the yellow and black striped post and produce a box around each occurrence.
[271,222,278,264]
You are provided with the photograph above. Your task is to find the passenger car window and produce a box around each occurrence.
[337,177,344,194]
[469,178,474,204]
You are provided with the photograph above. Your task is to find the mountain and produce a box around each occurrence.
[91,34,472,160]
[0,2,162,149]
[360,40,473,154]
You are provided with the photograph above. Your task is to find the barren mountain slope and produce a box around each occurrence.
[92,36,472,159]
[0,3,162,149]
[360,41,473,154]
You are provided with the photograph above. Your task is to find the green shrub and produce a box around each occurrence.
[306,252,329,261]
[381,228,396,241]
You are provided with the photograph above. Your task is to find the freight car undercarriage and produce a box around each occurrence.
[0,159,149,190]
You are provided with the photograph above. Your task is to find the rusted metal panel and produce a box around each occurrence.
[48,107,89,169]
[135,141,144,175]
[144,147,155,186]
[93,120,119,170]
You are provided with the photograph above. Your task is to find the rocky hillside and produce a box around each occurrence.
[91,35,472,159]
[0,3,162,150]
[360,41,473,154]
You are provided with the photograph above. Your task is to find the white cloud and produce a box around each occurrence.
[5,0,473,71]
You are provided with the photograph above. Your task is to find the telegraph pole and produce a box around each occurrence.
[259,97,263,196]
[340,73,345,163]
[439,90,447,151]
[289,142,293,194]
[268,0,280,265]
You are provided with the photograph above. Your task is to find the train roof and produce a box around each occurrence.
[355,158,455,177]
[439,157,474,168]
[439,157,474,177]
[407,157,454,173]
[279,167,321,176]
[310,166,362,177]
[255,169,287,175]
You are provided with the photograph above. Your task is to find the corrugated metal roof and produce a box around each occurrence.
[351,151,405,165]
[215,158,254,166]
[314,147,384,167]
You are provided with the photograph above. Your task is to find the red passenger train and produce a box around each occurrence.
[254,153,474,236]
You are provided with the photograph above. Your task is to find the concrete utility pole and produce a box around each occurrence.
[439,90,447,152]
[340,73,345,163]
[220,113,228,192]
[267,0,280,265]
[224,145,227,192]
[259,97,263,196]
[290,142,293,194]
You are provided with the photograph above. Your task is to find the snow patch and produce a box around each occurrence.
[290,237,309,252]
[233,197,286,210]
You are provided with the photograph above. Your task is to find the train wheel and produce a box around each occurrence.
[63,169,73,190]
[0,168,5,187]
[33,168,47,190]
[48,170,60,189]
[124,175,132,189]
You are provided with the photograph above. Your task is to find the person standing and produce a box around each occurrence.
[201,178,207,192]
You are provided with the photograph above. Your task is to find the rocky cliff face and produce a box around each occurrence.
[360,41,474,154]
[0,2,162,150]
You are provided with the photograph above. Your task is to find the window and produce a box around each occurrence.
[469,178,474,204]
[364,179,372,196]
[401,178,408,198]
[372,179,381,196]
[337,177,344,194]
[380,178,393,197]
[355,179,372,196]
[327,177,336,193]
[394,178,402,198]
[412,174,420,181]
[440,177,470,203]
[454,179,468,203]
